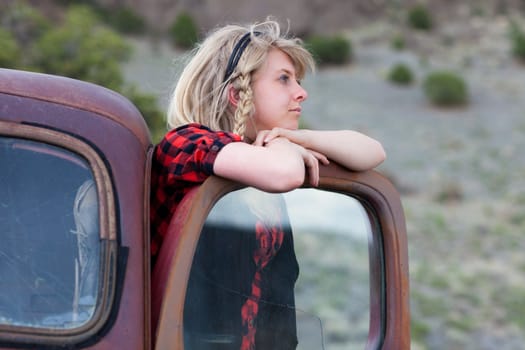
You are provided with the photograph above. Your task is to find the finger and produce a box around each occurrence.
[303,153,319,187]
[253,130,271,146]
[308,149,329,165]
[263,127,288,144]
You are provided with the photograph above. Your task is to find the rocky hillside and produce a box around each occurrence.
[89,0,525,35]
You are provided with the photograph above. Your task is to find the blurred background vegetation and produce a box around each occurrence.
[2,1,525,349]
[4,0,525,143]
[0,1,166,140]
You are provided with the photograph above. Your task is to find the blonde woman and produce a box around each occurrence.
[151,19,385,349]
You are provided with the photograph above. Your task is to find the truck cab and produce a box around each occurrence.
[0,68,410,349]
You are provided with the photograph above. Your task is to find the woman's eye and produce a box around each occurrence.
[279,74,290,83]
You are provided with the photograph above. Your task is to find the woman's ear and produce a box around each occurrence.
[228,85,239,107]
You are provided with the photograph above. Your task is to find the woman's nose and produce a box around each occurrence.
[294,84,308,102]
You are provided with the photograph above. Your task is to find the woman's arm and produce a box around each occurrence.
[213,137,328,192]
[256,128,386,171]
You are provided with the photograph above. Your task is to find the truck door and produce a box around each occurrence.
[0,68,152,350]
[153,167,410,349]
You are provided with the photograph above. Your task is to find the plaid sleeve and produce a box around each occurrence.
[156,123,241,183]
[150,123,241,258]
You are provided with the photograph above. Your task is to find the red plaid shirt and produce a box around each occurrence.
[150,123,297,349]
[150,123,241,258]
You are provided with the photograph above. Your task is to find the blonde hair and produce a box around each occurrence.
[166,19,315,137]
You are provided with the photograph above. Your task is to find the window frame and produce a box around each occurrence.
[0,121,119,347]
[153,165,410,349]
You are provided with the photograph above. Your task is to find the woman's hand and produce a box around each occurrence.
[254,131,329,186]
[253,128,310,148]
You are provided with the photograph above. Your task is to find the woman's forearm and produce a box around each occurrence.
[213,138,307,192]
[259,128,386,171]
[302,129,386,171]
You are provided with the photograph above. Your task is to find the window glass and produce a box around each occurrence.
[184,187,372,349]
[0,137,100,329]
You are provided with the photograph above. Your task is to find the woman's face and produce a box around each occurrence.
[245,48,308,141]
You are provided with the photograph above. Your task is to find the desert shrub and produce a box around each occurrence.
[407,5,433,30]
[423,71,468,106]
[388,63,414,85]
[509,22,525,62]
[169,12,199,49]
[54,1,146,34]
[53,0,98,4]
[105,7,146,34]
[306,35,352,65]
[434,181,464,203]
[391,34,405,50]
[470,5,486,17]
[0,29,20,68]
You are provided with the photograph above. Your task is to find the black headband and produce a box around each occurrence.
[223,31,261,82]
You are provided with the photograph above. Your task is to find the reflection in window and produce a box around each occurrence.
[184,187,372,350]
[285,189,371,350]
[0,137,100,329]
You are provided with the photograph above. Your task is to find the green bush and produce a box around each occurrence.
[101,6,146,34]
[34,5,131,90]
[1,1,50,43]
[0,1,50,68]
[170,12,199,49]
[306,35,352,65]
[509,22,525,62]
[408,5,433,30]
[0,29,20,68]
[391,34,405,50]
[53,1,147,35]
[388,63,414,85]
[423,71,468,107]
[3,3,164,140]
[123,85,165,143]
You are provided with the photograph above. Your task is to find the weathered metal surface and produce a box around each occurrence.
[153,166,410,349]
[0,68,152,350]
